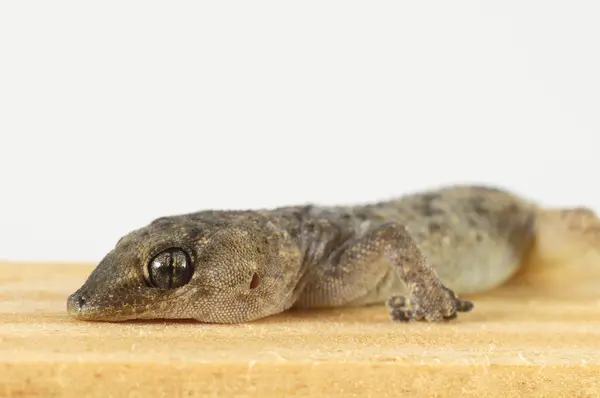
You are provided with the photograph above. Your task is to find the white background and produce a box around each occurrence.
[1,1,598,262]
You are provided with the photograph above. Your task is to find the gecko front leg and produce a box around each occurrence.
[298,222,474,322]
[378,222,474,322]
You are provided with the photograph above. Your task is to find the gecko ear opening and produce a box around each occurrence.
[250,273,260,289]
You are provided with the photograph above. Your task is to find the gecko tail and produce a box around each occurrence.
[522,205,600,289]
[533,207,600,262]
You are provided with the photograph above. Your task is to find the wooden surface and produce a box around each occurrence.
[2,250,600,397]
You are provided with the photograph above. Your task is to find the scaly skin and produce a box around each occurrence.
[66,185,600,323]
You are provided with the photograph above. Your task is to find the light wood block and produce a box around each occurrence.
[1,255,599,397]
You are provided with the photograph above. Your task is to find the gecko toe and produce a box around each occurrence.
[387,295,412,322]
[443,312,458,321]
[389,308,411,322]
[386,295,406,309]
[456,300,474,312]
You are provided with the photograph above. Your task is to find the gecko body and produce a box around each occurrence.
[66,185,598,323]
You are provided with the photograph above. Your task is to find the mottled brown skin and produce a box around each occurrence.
[66,185,600,323]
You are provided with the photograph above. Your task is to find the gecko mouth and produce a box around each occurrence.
[66,291,143,322]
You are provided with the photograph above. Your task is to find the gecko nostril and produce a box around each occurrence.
[67,293,87,314]
[76,295,86,309]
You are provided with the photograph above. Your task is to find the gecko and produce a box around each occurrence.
[66,185,600,323]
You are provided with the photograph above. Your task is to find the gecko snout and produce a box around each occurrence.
[66,292,87,316]
[66,291,105,320]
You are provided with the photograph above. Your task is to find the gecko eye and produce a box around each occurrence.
[148,249,193,289]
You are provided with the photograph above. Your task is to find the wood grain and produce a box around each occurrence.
[1,251,600,397]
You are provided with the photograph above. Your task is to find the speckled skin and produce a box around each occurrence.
[66,185,594,323]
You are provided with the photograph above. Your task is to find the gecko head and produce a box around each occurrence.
[67,213,299,323]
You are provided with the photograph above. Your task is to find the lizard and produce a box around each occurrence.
[66,184,600,323]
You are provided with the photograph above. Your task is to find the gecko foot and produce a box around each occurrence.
[386,286,474,322]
